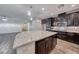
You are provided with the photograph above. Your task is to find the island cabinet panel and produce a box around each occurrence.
[35,35,57,54]
[35,39,46,54]
[51,35,57,49]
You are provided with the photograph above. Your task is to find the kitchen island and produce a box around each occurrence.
[13,31,57,54]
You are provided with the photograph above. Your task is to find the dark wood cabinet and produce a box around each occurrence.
[67,13,79,26]
[45,38,52,53]
[54,12,79,26]
[35,35,57,54]
[68,34,79,44]
[52,36,57,48]
[41,17,55,29]
[56,31,79,45]
[35,38,46,54]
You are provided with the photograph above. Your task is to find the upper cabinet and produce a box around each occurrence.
[41,11,79,27]
[41,18,54,28]
[67,12,79,26]
[73,13,79,26]
[56,12,79,26]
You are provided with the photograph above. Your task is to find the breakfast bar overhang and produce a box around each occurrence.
[13,31,57,54]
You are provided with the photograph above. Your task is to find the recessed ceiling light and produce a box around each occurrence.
[2,18,8,21]
[42,8,45,11]
[72,4,76,7]
[2,16,8,22]
[30,17,33,21]
[27,10,31,16]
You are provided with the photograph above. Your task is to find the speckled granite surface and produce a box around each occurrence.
[13,31,57,49]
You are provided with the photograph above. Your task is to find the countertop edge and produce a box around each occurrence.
[13,31,57,49]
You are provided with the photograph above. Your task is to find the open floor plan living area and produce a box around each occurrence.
[0,4,79,54]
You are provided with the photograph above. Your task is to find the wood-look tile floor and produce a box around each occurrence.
[50,39,79,54]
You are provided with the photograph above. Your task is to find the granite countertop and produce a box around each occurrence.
[13,31,57,49]
[50,26,79,33]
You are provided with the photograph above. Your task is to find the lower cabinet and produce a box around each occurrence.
[35,35,57,54]
[57,31,79,44]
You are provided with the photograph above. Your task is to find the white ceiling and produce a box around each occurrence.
[0,4,79,24]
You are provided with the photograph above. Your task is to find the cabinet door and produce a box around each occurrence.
[35,35,57,54]
[51,35,57,49]
[53,37,57,48]
[45,36,57,53]
[45,38,51,53]
[35,39,46,54]
[73,13,79,26]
